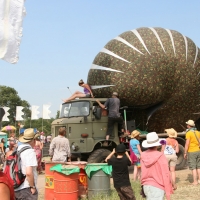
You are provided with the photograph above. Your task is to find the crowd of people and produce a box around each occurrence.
[0,81,200,199]
[0,129,53,200]
[105,119,200,200]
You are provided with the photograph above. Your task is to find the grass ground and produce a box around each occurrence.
[38,165,200,200]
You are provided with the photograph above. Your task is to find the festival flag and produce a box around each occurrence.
[0,0,26,63]
[2,107,10,121]
[31,106,40,120]
[43,105,51,119]
[16,106,24,121]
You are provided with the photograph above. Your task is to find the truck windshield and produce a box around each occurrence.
[60,101,90,118]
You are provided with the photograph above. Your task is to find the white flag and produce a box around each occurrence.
[43,105,51,119]
[16,106,24,121]
[0,0,26,64]
[31,106,40,120]
[2,107,10,121]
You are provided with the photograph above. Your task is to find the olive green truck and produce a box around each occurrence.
[51,98,187,170]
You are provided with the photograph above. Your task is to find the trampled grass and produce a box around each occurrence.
[88,181,200,200]
[89,181,145,200]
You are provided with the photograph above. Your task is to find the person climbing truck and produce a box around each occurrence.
[96,92,124,145]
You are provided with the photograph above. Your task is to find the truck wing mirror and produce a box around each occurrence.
[93,107,102,119]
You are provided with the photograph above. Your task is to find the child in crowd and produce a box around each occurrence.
[106,144,136,200]
[162,128,179,189]
[130,130,142,181]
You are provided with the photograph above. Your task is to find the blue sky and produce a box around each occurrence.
[1,0,200,117]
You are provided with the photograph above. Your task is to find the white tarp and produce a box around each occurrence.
[0,0,26,64]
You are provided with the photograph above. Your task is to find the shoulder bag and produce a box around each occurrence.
[193,130,200,149]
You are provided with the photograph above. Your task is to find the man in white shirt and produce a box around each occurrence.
[14,128,38,200]
[49,127,71,162]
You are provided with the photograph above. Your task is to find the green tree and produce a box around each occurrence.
[56,110,60,119]
[0,85,31,127]
[23,118,54,135]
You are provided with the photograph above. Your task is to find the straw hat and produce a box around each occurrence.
[142,132,164,148]
[19,128,35,143]
[131,130,140,138]
[165,128,177,138]
[186,119,195,127]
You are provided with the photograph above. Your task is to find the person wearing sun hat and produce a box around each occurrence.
[162,128,179,190]
[140,132,173,200]
[184,119,200,185]
[129,130,142,181]
[14,128,38,200]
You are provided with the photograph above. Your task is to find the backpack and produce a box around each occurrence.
[164,138,176,155]
[3,146,31,189]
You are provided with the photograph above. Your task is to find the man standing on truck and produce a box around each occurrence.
[96,92,123,145]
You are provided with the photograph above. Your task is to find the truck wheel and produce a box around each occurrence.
[176,144,187,170]
[88,149,111,163]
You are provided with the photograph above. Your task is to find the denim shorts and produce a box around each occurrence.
[143,185,164,200]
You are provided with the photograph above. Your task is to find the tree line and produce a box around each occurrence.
[0,85,59,135]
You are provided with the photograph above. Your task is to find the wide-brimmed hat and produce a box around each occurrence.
[165,128,177,138]
[131,130,140,138]
[186,120,195,127]
[142,132,163,148]
[116,144,126,153]
[19,128,35,143]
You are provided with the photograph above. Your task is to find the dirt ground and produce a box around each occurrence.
[37,165,200,200]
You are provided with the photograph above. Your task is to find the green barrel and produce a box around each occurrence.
[86,163,111,198]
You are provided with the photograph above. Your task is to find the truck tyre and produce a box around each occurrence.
[88,149,111,163]
[176,144,187,170]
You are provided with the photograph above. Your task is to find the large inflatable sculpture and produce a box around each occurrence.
[87,27,200,132]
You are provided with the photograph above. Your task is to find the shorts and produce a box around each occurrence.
[115,185,136,200]
[165,154,177,167]
[134,154,141,167]
[143,185,165,200]
[187,151,200,170]
[85,93,91,97]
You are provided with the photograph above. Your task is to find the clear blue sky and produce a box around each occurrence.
[1,0,200,117]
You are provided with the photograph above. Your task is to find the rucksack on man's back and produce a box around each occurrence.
[4,146,31,189]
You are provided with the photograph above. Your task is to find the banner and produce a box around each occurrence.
[31,105,40,120]
[16,106,24,121]
[0,0,26,64]
[2,107,10,121]
[43,105,51,119]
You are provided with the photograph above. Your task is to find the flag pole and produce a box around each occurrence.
[42,118,43,132]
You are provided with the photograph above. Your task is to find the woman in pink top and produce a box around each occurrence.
[34,134,44,174]
[141,132,174,200]
[63,79,94,102]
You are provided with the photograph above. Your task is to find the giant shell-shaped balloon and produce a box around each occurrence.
[87,27,200,132]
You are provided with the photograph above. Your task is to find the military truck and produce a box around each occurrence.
[51,97,187,170]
